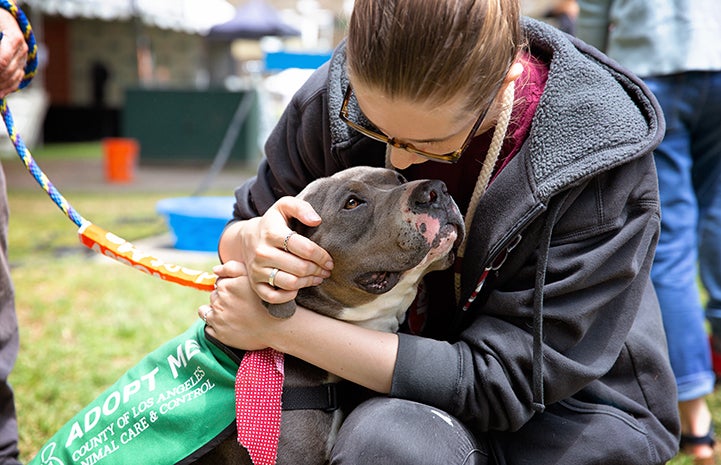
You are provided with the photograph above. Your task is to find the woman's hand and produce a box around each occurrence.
[200,260,286,350]
[219,196,334,305]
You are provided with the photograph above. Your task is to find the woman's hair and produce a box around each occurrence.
[346,0,523,113]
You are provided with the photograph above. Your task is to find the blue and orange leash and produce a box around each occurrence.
[0,0,217,291]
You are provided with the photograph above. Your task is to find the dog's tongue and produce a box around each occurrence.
[355,271,402,294]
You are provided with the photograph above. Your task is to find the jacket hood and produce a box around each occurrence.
[524,18,663,200]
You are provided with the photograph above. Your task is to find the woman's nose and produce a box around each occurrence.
[387,145,427,170]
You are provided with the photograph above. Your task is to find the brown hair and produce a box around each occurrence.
[346,0,523,112]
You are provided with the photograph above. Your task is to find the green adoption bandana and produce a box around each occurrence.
[29,320,238,465]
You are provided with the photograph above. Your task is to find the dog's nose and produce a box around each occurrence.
[410,180,448,213]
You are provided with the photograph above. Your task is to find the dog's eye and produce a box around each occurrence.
[344,196,365,210]
[396,173,407,184]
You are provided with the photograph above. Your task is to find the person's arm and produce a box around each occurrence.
[0,1,31,97]
[393,158,663,432]
[202,259,397,394]
[275,309,397,393]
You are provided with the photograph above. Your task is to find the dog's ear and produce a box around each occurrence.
[260,217,319,319]
[263,300,296,319]
[288,217,317,240]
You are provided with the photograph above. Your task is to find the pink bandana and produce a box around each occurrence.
[235,348,285,465]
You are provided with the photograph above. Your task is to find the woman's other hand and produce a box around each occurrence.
[218,196,334,304]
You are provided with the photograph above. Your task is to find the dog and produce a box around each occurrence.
[197,166,464,464]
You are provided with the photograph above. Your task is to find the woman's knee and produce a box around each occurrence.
[330,397,488,465]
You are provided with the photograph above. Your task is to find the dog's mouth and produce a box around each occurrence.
[424,220,463,270]
[351,216,463,296]
[438,220,464,253]
[445,222,463,249]
[354,271,402,294]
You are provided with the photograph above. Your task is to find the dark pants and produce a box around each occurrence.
[329,396,674,465]
[0,354,20,465]
[330,398,487,465]
[0,165,20,465]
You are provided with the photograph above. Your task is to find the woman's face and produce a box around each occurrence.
[352,82,496,170]
[349,62,523,170]
[353,84,478,169]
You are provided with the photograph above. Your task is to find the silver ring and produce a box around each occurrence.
[283,231,296,253]
[268,268,280,288]
[201,307,213,323]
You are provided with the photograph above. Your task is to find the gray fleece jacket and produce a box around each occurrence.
[233,17,679,464]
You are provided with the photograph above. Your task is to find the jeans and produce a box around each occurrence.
[645,71,721,402]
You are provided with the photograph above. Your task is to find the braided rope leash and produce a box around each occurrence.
[454,80,515,305]
[1,0,217,291]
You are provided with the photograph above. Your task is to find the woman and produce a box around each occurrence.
[201,0,680,463]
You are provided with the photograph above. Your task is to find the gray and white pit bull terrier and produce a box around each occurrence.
[197,166,464,465]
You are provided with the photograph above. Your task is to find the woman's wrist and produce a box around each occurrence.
[269,306,397,393]
[218,218,257,264]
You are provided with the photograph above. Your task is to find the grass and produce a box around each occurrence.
[4,143,718,464]
[5,143,222,462]
[7,191,169,262]
[11,257,212,456]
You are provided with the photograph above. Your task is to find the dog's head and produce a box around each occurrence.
[267,167,464,331]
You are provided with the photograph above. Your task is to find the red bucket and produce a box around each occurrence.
[102,138,139,183]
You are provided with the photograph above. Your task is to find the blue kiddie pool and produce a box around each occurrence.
[156,196,236,252]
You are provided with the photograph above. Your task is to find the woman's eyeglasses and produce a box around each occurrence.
[339,83,501,164]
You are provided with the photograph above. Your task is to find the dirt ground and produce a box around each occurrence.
[2,156,255,194]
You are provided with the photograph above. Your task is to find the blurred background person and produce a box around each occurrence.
[522,0,578,34]
[577,1,721,464]
[0,1,34,463]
